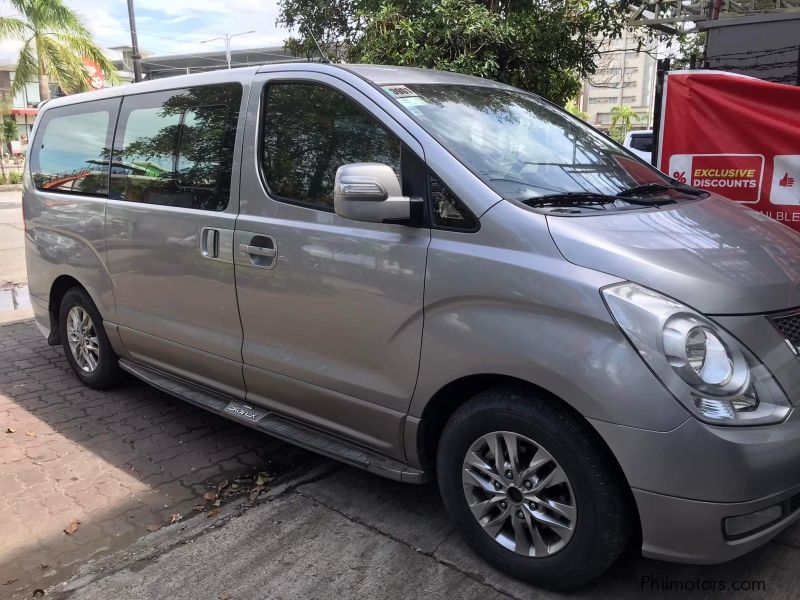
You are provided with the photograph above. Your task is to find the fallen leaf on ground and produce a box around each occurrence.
[193,504,205,512]
[212,499,221,507]
[5,428,15,434]
[63,519,80,535]
[203,491,217,502]
[219,593,230,600]
[217,479,229,492]
[146,524,161,532]
[33,589,44,599]
[207,509,220,518]
[3,578,17,585]
[39,564,49,570]
[255,472,272,486]
[25,431,36,437]
[249,489,260,502]
[170,513,182,524]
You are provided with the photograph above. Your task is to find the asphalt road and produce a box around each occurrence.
[0,189,26,287]
[0,188,33,323]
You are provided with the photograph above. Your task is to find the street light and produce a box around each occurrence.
[200,31,255,69]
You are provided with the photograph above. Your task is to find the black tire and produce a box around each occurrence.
[437,385,631,591]
[59,287,121,389]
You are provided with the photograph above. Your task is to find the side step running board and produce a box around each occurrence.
[119,359,428,483]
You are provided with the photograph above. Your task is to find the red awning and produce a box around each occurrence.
[11,108,38,116]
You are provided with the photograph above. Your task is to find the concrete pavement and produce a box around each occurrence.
[52,463,800,600]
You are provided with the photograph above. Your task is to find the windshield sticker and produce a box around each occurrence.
[398,96,427,107]
[396,95,427,116]
[383,85,417,98]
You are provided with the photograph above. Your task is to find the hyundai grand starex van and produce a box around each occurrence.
[23,63,800,589]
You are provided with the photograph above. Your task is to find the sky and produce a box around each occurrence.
[0,0,291,66]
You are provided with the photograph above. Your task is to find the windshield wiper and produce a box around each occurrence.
[617,183,707,197]
[523,191,674,208]
[524,192,617,207]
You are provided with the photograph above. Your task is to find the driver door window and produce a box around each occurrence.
[261,82,401,210]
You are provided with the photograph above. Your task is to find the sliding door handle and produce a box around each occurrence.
[200,227,234,263]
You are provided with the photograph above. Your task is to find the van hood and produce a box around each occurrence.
[546,196,800,315]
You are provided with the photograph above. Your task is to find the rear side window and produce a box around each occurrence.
[30,99,118,196]
[261,82,401,210]
[630,134,653,152]
[110,83,242,211]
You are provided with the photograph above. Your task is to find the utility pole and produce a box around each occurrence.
[200,31,255,69]
[126,0,143,83]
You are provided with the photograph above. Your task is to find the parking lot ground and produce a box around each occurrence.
[3,319,800,600]
[53,464,800,600]
[0,319,313,599]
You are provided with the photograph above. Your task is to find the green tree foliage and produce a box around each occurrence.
[565,99,589,121]
[0,0,117,101]
[671,32,706,70]
[277,0,630,105]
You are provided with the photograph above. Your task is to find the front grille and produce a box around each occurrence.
[770,312,800,350]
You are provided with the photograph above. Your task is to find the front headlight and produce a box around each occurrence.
[603,282,790,426]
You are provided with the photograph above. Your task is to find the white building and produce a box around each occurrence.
[579,31,657,132]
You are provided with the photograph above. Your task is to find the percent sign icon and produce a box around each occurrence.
[672,171,687,183]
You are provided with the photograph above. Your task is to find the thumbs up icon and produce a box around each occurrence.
[779,172,795,187]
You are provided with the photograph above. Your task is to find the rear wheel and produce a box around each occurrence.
[436,386,631,590]
[59,288,121,389]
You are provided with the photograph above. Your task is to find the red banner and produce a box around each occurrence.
[658,71,800,230]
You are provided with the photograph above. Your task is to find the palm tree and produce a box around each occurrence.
[610,105,644,139]
[0,0,117,102]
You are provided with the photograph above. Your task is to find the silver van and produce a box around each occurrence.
[23,63,800,589]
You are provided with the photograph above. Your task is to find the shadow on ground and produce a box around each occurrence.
[4,317,800,600]
[0,320,312,599]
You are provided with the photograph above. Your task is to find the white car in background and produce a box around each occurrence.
[623,129,653,163]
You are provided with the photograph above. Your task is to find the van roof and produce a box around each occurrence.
[39,62,507,111]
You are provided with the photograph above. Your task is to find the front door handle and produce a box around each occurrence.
[239,244,276,258]
[236,233,278,269]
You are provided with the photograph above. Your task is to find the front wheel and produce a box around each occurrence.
[437,386,632,590]
[59,287,121,389]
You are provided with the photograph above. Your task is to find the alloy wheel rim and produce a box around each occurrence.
[461,431,577,557]
[66,306,99,373]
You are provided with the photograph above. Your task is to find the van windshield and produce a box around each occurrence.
[383,84,698,212]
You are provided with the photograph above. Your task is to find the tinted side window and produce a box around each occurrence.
[110,83,241,211]
[30,99,118,196]
[261,82,401,210]
[630,134,653,152]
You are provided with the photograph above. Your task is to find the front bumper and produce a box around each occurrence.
[590,413,800,563]
[634,486,800,563]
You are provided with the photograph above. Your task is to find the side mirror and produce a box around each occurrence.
[334,163,415,224]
